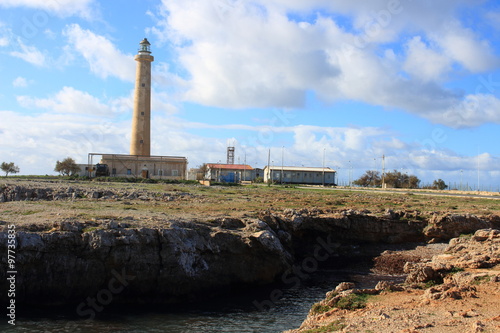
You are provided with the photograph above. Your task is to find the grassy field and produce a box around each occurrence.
[1,178,500,226]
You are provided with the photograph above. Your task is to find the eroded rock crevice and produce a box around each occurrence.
[1,209,499,306]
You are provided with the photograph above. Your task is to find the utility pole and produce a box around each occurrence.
[281,146,284,185]
[322,148,325,187]
[267,149,271,184]
[477,147,480,191]
[243,152,247,182]
[460,169,463,191]
[348,160,352,187]
[382,154,386,188]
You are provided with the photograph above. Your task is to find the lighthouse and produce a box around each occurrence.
[130,38,154,156]
[89,38,187,180]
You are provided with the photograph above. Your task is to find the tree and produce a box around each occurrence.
[54,157,80,176]
[407,175,421,189]
[1,162,20,177]
[197,163,209,180]
[432,179,448,190]
[384,170,420,189]
[353,170,381,187]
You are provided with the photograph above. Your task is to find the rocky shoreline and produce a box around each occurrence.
[1,182,500,326]
[287,228,500,333]
[2,206,499,306]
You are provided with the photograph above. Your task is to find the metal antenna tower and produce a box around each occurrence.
[227,146,235,165]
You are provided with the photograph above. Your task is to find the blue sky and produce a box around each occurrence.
[1,0,500,190]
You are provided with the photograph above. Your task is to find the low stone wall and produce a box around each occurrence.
[0,183,194,202]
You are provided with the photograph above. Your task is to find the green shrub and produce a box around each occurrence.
[333,293,369,310]
[311,302,332,315]
[448,267,465,275]
[472,275,490,285]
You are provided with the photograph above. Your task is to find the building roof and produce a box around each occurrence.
[207,163,254,170]
[265,166,336,172]
[98,154,187,162]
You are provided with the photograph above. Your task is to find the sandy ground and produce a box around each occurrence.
[311,278,500,333]
[288,239,500,333]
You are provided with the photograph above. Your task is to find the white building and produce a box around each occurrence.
[206,164,254,183]
[263,166,336,185]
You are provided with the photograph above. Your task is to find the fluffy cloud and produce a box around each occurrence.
[434,21,499,72]
[12,76,31,87]
[2,102,498,186]
[151,0,500,128]
[0,110,129,174]
[0,0,96,18]
[0,36,8,46]
[152,0,340,108]
[9,38,47,66]
[486,11,500,31]
[17,86,121,116]
[63,24,135,81]
[434,94,500,128]
[403,36,452,82]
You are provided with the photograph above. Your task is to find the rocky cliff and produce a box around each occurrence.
[1,185,500,308]
[1,218,292,306]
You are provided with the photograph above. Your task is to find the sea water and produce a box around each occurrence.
[2,268,400,333]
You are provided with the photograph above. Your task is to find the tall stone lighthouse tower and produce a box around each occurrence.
[130,38,154,156]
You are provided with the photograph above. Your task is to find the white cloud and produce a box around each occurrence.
[433,94,500,128]
[434,21,499,72]
[0,110,129,174]
[0,36,8,46]
[12,76,31,87]
[153,0,340,108]
[9,38,47,66]
[63,24,135,82]
[485,11,500,31]
[44,28,57,39]
[0,0,96,19]
[1,104,499,186]
[403,36,452,82]
[17,86,116,116]
[149,0,500,129]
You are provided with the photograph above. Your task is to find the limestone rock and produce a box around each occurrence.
[335,282,355,292]
[424,213,489,241]
[0,221,293,305]
[405,264,438,284]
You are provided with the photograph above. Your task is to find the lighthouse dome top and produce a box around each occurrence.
[138,38,151,54]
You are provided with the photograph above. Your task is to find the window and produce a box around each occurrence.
[172,170,178,176]
[141,112,145,116]
[158,170,163,176]
[112,168,116,175]
[127,169,132,175]
[140,140,144,144]
[142,83,145,87]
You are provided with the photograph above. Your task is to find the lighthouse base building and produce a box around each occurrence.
[86,153,187,180]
